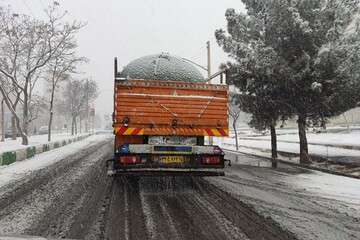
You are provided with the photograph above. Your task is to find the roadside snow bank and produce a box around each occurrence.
[215,136,360,161]
[241,131,360,149]
[0,134,112,189]
[0,133,92,166]
[287,170,360,210]
[0,133,91,153]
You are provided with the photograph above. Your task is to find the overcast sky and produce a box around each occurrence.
[2,0,245,117]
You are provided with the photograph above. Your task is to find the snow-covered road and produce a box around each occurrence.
[0,137,359,240]
[218,152,360,240]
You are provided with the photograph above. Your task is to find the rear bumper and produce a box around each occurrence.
[109,144,227,176]
[113,156,225,169]
[107,156,226,177]
[109,168,225,177]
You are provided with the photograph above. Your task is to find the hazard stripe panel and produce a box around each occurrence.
[114,127,228,136]
[203,128,229,136]
[114,127,144,135]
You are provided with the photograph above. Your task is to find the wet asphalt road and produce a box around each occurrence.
[103,176,295,240]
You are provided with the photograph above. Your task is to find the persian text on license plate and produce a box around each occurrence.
[161,156,184,164]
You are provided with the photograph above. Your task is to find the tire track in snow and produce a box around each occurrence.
[123,183,130,240]
[0,140,111,236]
[139,188,158,240]
[158,196,181,240]
[191,192,249,240]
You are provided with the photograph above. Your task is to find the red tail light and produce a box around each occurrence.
[120,156,141,164]
[202,156,220,165]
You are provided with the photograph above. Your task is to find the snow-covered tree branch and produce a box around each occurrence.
[216,0,360,164]
[0,3,85,145]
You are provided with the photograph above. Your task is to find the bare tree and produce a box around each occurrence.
[0,70,22,140]
[63,78,98,136]
[46,51,86,141]
[0,4,85,145]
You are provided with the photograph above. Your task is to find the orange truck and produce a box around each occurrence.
[107,56,230,176]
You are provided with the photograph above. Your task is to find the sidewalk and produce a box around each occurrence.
[214,136,360,178]
[239,130,360,150]
[217,129,360,164]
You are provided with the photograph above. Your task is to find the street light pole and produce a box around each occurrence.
[207,41,213,145]
[207,41,211,82]
[86,79,89,133]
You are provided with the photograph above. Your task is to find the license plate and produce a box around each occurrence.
[160,156,184,164]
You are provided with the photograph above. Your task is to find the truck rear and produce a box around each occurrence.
[108,57,229,176]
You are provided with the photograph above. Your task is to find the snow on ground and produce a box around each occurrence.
[0,134,112,189]
[215,136,360,159]
[208,161,360,240]
[242,130,360,147]
[0,133,90,153]
[286,170,360,210]
[234,125,360,136]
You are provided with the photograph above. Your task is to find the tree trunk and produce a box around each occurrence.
[298,115,310,164]
[1,99,4,142]
[17,117,28,145]
[79,115,82,134]
[48,86,55,142]
[75,117,78,135]
[0,86,27,144]
[71,116,75,136]
[22,91,29,145]
[85,110,88,133]
[48,111,53,142]
[9,108,27,145]
[11,116,17,140]
[270,123,278,168]
[233,120,239,150]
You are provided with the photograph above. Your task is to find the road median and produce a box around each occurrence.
[0,134,92,166]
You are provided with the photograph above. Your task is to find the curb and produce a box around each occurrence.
[0,134,92,166]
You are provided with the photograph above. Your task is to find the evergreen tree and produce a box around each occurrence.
[216,7,292,167]
[217,0,360,164]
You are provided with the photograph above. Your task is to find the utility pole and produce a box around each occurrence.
[207,41,211,82]
[1,98,5,142]
[85,79,89,133]
[207,41,213,145]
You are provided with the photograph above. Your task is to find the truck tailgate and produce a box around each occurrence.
[114,79,228,136]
